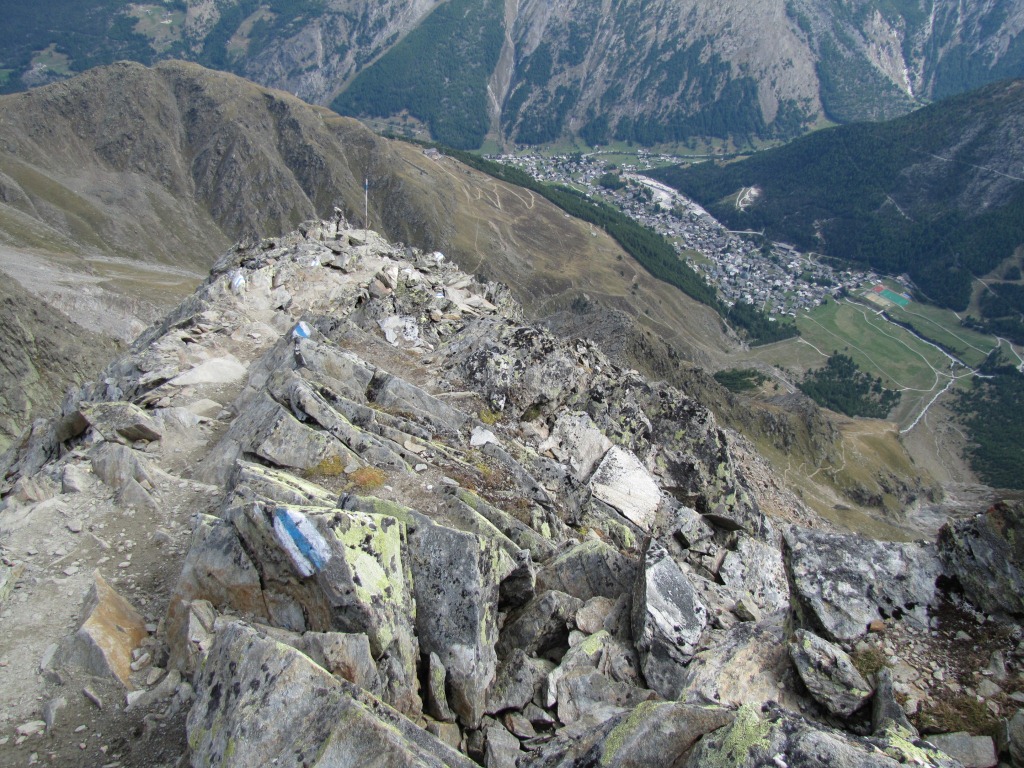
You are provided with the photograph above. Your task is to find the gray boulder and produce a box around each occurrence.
[90,441,156,489]
[81,401,162,443]
[536,539,637,602]
[788,629,872,717]
[926,733,997,768]
[188,622,475,768]
[555,669,658,726]
[939,500,1024,617]
[784,526,942,643]
[719,533,790,615]
[341,494,515,728]
[681,619,800,711]
[229,501,421,717]
[486,649,551,715]
[526,701,733,768]
[301,631,381,695]
[631,538,707,699]
[497,590,583,659]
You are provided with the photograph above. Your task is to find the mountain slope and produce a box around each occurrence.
[2,0,1024,147]
[0,61,942,523]
[0,60,734,439]
[650,78,1024,310]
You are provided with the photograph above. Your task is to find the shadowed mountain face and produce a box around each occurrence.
[2,0,1023,148]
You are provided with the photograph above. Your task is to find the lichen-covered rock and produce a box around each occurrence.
[589,701,734,768]
[188,621,475,768]
[681,619,799,711]
[405,517,510,727]
[486,649,551,715]
[632,538,707,699]
[719,533,790,615]
[872,667,916,736]
[229,501,421,716]
[784,526,942,643]
[556,669,658,726]
[536,539,637,602]
[788,629,872,717]
[526,700,733,768]
[684,703,965,768]
[938,500,1024,618]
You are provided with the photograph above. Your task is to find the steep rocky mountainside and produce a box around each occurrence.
[2,0,1023,147]
[0,219,1022,767]
[0,279,119,452]
[0,60,729,441]
[0,61,935,526]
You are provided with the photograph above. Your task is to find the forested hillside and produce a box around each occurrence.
[650,80,1024,310]
[331,0,504,149]
[3,0,1024,149]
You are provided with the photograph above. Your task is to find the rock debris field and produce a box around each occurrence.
[1,218,1024,767]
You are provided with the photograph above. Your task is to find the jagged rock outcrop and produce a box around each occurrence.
[784,526,942,642]
[939,500,1024,618]
[0,219,1017,766]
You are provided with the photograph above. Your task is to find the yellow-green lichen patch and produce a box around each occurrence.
[601,700,667,765]
[701,703,773,768]
[881,725,951,765]
[577,629,611,657]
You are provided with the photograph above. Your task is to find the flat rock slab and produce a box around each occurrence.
[170,356,247,386]
[590,446,661,532]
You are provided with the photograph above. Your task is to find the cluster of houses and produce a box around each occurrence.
[488,151,875,319]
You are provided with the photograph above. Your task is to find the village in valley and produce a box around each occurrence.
[486,150,883,320]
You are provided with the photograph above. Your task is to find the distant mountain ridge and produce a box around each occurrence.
[2,0,1024,147]
[650,78,1024,311]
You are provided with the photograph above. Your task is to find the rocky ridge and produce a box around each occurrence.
[1,219,1023,766]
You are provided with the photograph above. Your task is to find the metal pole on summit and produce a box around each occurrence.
[364,178,369,230]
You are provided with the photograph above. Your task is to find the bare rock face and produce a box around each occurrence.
[784,526,942,643]
[788,629,872,717]
[938,500,1024,618]
[631,538,707,699]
